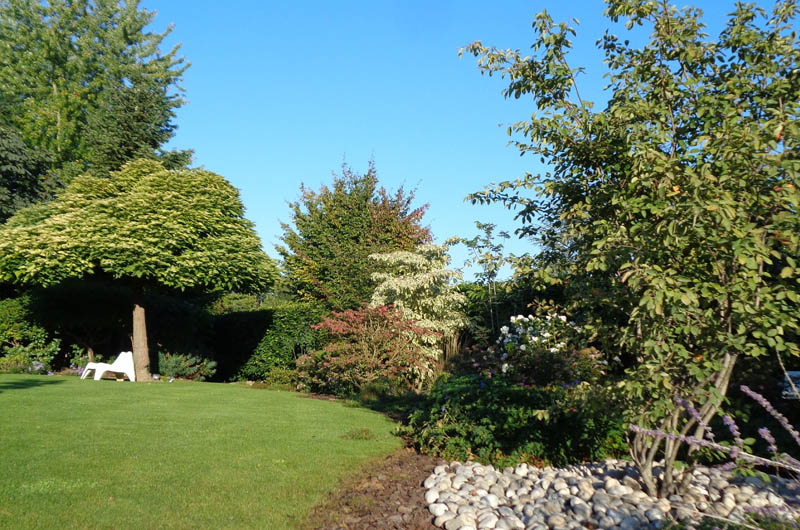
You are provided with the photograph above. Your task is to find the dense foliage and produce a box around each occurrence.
[402,375,626,468]
[157,351,217,381]
[85,72,193,176]
[370,244,467,376]
[235,299,325,382]
[0,0,189,181]
[278,163,431,312]
[0,126,54,222]
[297,305,438,396]
[0,295,60,373]
[0,159,277,380]
[463,0,799,496]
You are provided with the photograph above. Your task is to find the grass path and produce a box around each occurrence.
[0,374,401,529]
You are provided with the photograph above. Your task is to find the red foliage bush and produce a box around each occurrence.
[297,305,439,396]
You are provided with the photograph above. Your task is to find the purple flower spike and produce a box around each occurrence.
[741,385,800,450]
[676,396,715,440]
[713,461,737,473]
[722,415,745,448]
[758,427,779,454]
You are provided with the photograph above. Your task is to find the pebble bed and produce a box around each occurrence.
[423,460,800,529]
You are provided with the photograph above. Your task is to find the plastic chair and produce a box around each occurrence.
[80,351,136,382]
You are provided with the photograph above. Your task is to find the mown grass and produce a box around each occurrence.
[0,374,401,529]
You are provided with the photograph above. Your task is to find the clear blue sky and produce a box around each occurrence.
[141,0,768,279]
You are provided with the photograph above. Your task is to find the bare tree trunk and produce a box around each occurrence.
[132,288,151,381]
[52,81,61,154]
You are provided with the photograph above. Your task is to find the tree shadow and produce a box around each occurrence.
[0,377,65,394]
[354,390,429,424]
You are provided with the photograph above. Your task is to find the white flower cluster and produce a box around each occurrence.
[497,313,572,355]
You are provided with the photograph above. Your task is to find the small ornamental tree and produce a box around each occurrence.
[297,305,439,396]
[449,221,510,338]
[277,163,431,312]
[370,244,468,373]
[463,0,799,496]
[0,159,277,381]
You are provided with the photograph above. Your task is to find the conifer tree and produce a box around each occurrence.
[0,126,54,222]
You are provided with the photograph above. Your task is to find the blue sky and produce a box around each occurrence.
[141,0,766,279]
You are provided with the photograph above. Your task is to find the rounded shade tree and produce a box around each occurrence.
[0,159,277,380]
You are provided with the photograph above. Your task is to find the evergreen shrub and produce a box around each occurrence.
[157,351,217,381]
[236,300,324,381]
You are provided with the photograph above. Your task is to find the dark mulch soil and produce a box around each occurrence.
[299,447,445,530]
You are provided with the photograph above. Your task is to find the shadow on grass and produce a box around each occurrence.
[0,377,65,393]
[292,385,427,425]
[355,391,429,424]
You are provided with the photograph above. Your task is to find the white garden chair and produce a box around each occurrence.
[80,351,136,382]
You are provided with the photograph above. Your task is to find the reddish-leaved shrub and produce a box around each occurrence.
[297,305,439,396]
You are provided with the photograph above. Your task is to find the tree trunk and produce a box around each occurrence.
[132,290,151,381]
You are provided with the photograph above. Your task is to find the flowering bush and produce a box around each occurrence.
[297,305,439,396]
[493,313,606,387]
[0,341,60,374]
[630,384,800,506]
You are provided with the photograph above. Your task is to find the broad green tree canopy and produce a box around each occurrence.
[0,159,276,381]
[0,159,276,292]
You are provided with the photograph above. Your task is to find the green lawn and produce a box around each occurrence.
[0,374,401,529]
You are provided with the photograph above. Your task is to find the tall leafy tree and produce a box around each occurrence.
[0,159,277,381]
[278,163,431,312]
[0,0,189,180]
[464,0,799,496]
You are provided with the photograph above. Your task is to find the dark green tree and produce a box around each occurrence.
[0,0,188,180]
[85,73,193,176]
[0,126,54,222]
[464,0,799,496]
[278,163,431,312]
[0,159,277,381]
